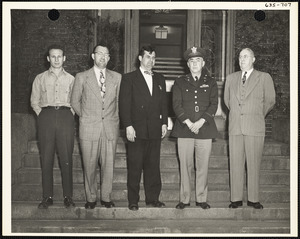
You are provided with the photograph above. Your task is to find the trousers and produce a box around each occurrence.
[38,108,74,198]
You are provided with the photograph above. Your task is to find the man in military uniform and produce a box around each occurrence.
[171,46,219,209]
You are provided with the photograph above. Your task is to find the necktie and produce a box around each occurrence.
[144,70,153,76]
[195,76,199,81]
[242,71,247,84]
[99,71,106,97]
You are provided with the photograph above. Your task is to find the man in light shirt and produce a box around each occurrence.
[71,44,121,209]
[31,44,75,209]
[224,48,276,209]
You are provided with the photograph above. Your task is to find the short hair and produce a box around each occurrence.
[240,48,255,57]
[139,45,155,57]
[92,44,109,53]
[48,44,65,56]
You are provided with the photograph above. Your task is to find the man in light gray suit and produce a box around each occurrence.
[224,48,276,209]
[71,44,121,209]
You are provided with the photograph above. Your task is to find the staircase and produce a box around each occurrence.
[12,133,290,234]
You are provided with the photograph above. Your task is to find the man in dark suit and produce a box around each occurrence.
[119,45,168,211]
[224,48,276,209]
[171,46,219,210]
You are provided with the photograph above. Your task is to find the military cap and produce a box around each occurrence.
[183,46,206,61]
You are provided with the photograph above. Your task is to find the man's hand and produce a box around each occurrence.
[190,118,206,134]
[161,124,168,138]
[126,126,136,142]
[183,119,193,129]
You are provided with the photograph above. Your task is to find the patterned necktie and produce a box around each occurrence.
[242,71,247,84]
[144,70,153,76]
[99,71,106,97]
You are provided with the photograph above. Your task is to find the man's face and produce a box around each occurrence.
[239,49,255,71]
[187,57,205,74]
[139,50,156,71]
[47,49,65,69]
[92,46,110,69]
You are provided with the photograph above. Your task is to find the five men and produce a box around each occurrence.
[171,47,219,209]
[119,45,168,211]
[224,48,276,209]
[31,44,75,209]
[31,44,275,211]
[71,45,121,209]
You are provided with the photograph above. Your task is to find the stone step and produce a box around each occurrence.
[12,201,290,221]
[15,168,290,186]
[27,138,290,156]
[11,219,290,233]
[12,184,290,203]
[23,153,290,170]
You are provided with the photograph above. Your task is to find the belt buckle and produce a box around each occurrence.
[195,106,199,112]
[54,106,60,110]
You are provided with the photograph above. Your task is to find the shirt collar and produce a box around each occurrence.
[94,66,106,78]
[48,67,65,77]
[242,68,254,79]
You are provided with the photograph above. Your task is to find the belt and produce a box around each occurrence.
[43,106,70,110]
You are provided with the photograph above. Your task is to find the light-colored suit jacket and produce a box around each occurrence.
[71,68,121,141]
[224,69,276,136]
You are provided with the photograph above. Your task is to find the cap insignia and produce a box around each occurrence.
[191,47,197,54]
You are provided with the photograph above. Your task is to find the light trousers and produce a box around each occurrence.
[229,135,264,202]
[80,125,117,203]
[178,138,212,203]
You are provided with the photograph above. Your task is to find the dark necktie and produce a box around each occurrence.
[195,76,199,81]
[99,71,106,97]
[242,71,247,84]
[144,70,153,76]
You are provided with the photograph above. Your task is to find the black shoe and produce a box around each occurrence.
[146,200,166,208]
[64,196,75,208]
[100,200,115,208]
[175,202,190,209]
[229,201,243,209]
[85,201,97,209]
[128,204,139,211]
[247,201,263,209]
[196,202,211,209]
[38,197,53,209]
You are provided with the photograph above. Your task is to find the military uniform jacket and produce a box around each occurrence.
[119,69,168,139]
[171,73,219,139]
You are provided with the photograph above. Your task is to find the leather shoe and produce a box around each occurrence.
[128,204,139,211]
[146,200,165,208]
[38,197,53,209]
[85,201,97,209]
[100,200,115,208]
[247,201,263,209]
[196,202,211,209]
[64,196,75,208]
[175,202,190,209]
[229,201,243,209]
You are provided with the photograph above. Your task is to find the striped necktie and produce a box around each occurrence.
[242,71,247,84]
[99,71,106,97]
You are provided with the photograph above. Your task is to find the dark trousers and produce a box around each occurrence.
[127,138,162,205]
[38,108,74,198]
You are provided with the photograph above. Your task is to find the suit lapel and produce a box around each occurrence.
[136,70,152,100]
[232,72,242,103]
[244,70,260,99]
[86,68,103,103]
[103,69,116,104]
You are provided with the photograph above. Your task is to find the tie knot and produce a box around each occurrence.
[194,76,199,81]
[144,70,153,76]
